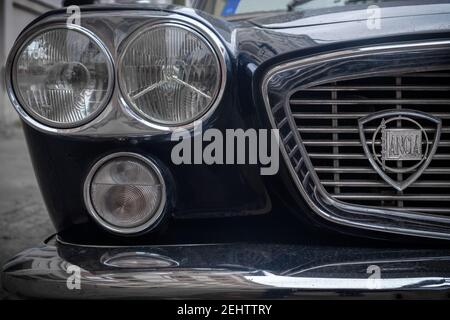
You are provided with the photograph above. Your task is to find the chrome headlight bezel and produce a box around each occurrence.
[6,23,115,130]
[117,20,227,130]
[5,14,229,136]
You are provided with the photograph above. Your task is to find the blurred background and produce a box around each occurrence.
[0,0,187,298]
[0,2,63,298]
[1,0,61,130]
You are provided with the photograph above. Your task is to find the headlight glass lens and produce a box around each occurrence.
[119,24,222,125]
[89,156,164,232]
[13,28,112,127]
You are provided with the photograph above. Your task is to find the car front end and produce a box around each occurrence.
[2,0,450,299]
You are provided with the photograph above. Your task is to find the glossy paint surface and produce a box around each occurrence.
[2,236,450,299]
[15,3,450,241]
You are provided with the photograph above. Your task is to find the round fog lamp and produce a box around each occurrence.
[84,153,166,234]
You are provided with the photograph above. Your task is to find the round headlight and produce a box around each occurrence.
[11,26,113,128]
[84,153,166,234]
[119,22,223,126]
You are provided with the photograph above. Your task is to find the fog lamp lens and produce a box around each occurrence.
[85,153,166,234]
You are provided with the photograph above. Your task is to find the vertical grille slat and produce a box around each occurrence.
[289,70,450,215]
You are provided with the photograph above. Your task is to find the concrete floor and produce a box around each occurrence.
[0,128,55,298]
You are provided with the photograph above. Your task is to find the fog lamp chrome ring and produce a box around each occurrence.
[84,152,166,235]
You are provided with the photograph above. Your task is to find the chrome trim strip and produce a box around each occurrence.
[263,40,450,81]
[5,23,115,130]
[83,152,167,235]
[262,40,450,240]
[246,274,447,290]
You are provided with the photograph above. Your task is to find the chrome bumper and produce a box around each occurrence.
[2,237,450,299]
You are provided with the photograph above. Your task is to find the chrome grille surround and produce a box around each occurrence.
[262,40,450,240]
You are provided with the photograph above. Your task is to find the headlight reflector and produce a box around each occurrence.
[12,27,113,128]
[85,153,166,234]
[119,23,222,126]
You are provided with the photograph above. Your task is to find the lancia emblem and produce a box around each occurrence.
[382,124,422,166]
[358,110,441,191]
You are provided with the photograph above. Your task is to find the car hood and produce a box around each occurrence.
[249,1,450,29]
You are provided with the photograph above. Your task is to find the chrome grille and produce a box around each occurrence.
[291,71,450,215]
